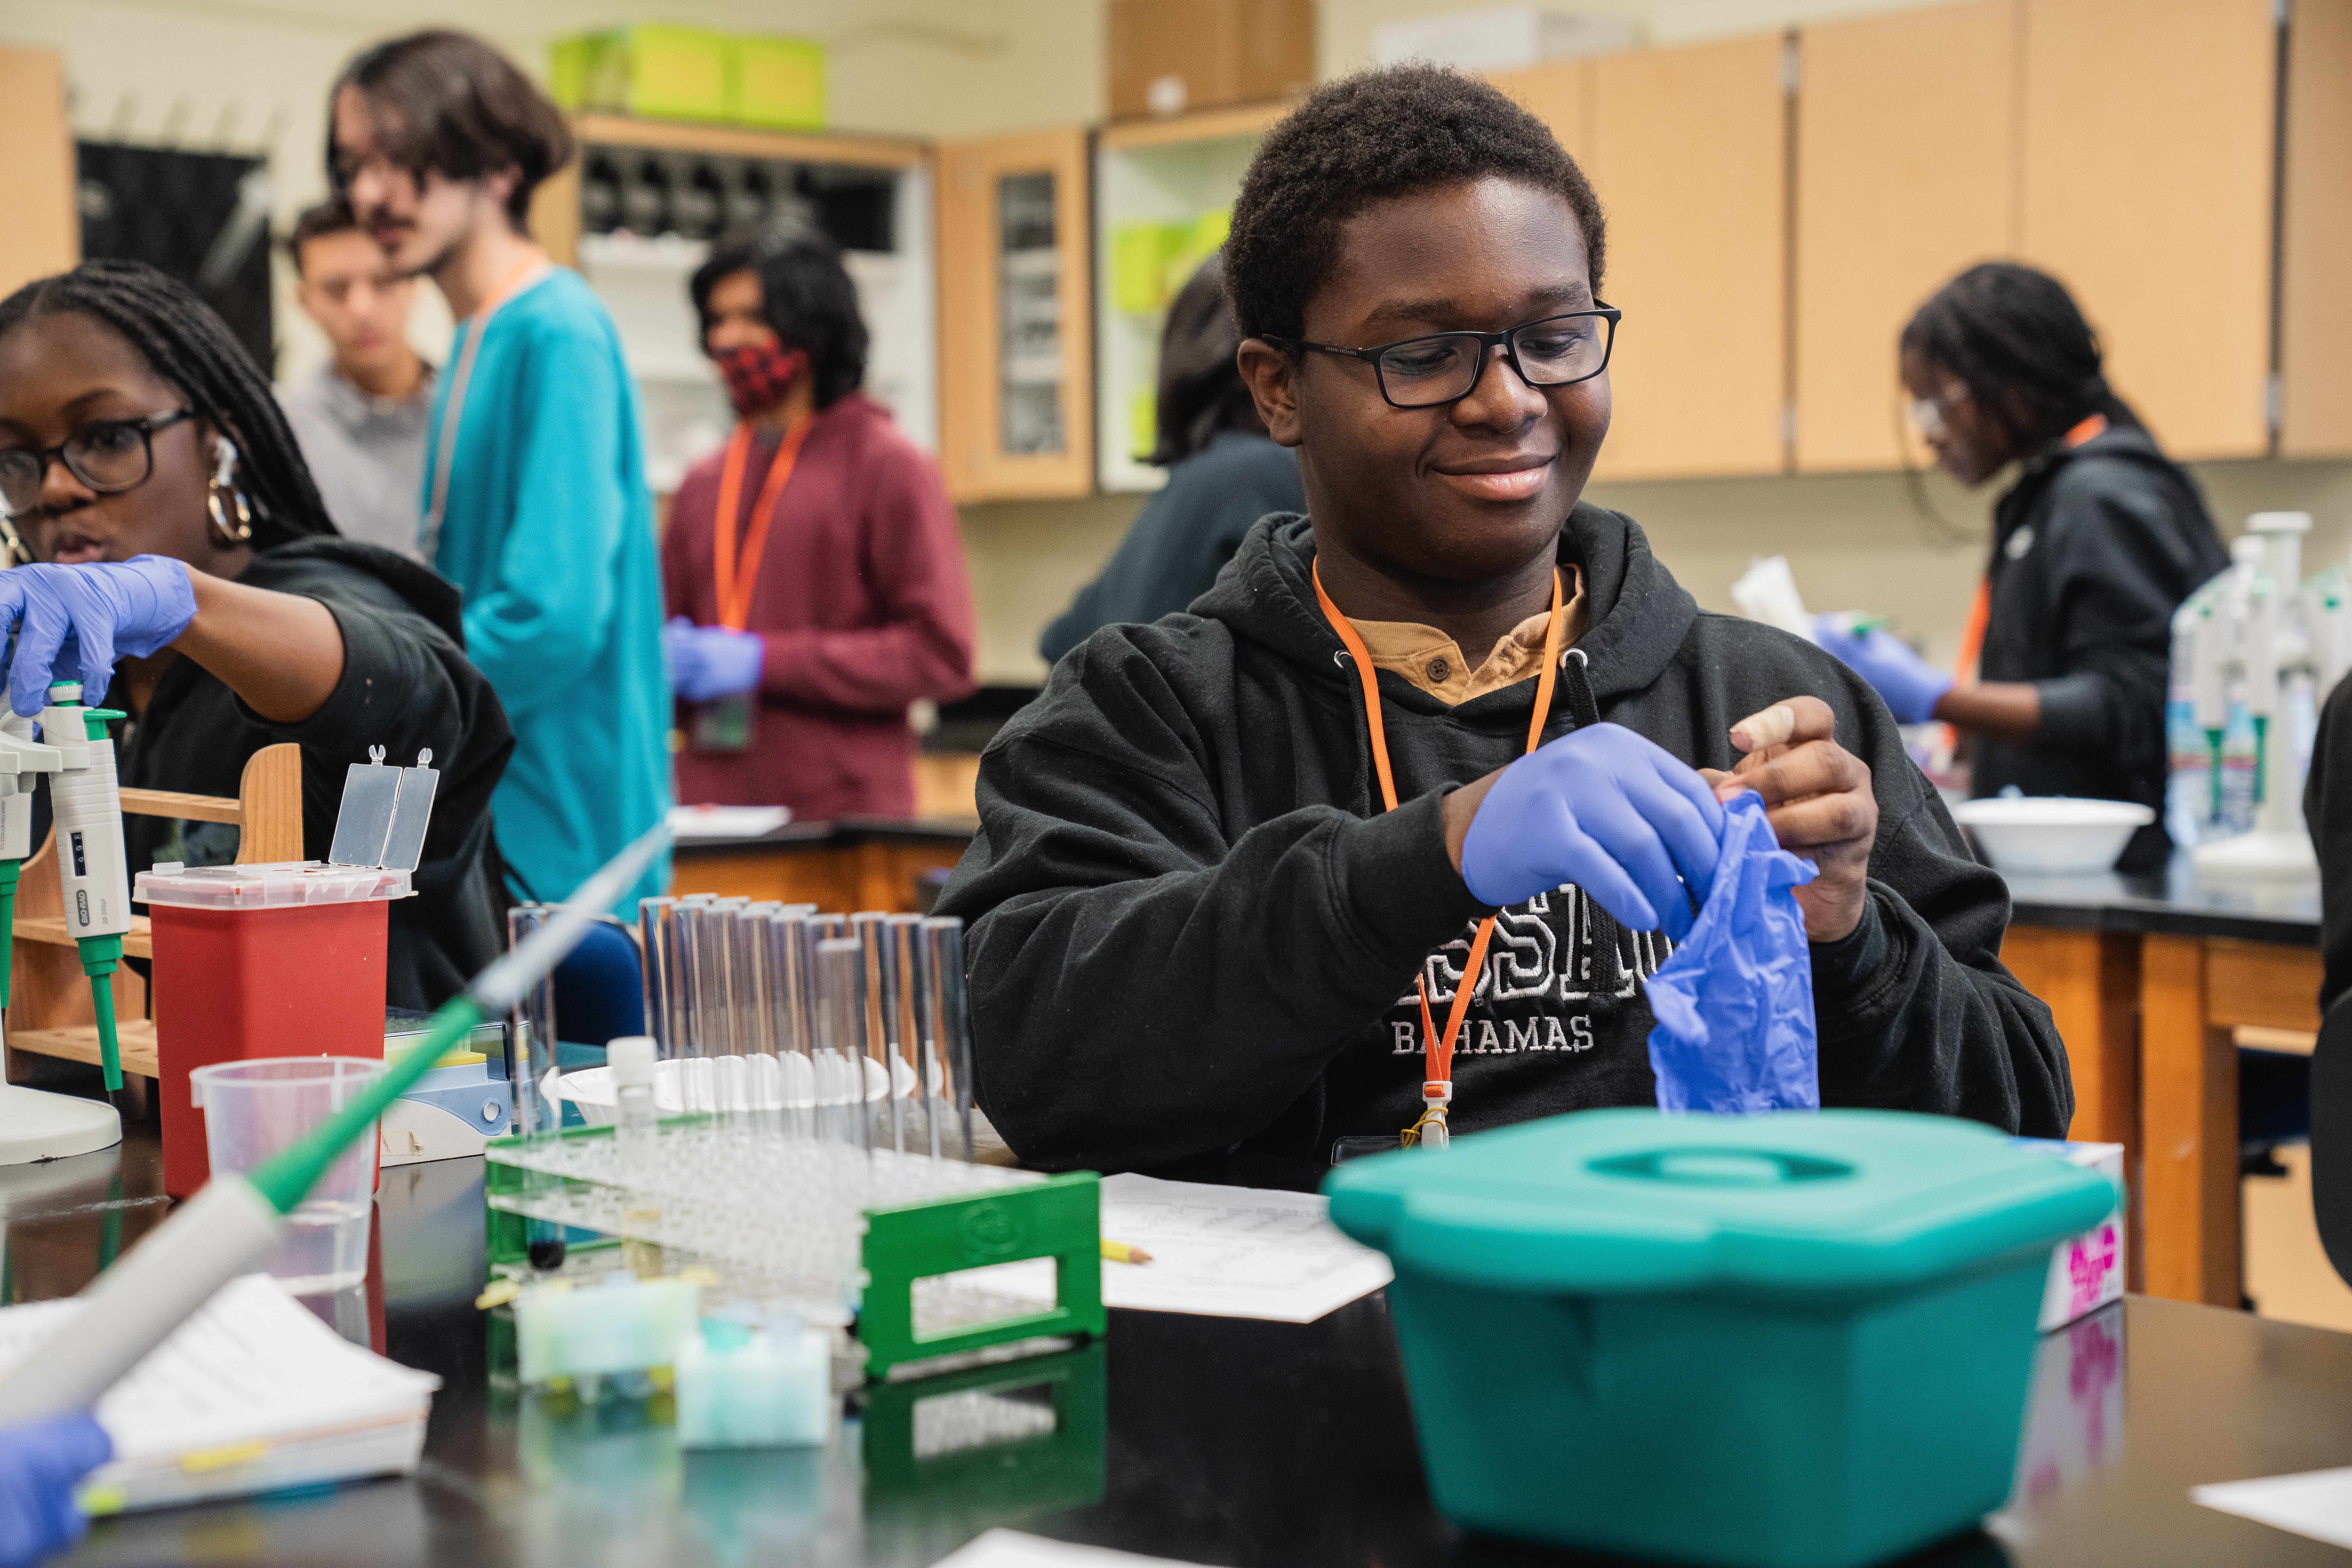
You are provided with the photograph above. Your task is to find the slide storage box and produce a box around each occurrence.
[1324,1110,2116,1568]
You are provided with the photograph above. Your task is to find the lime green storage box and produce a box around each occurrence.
[736,35,826,131]
[1324,1110,2117,1568]
[573,26,731,122]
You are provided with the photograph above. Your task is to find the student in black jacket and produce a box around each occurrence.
[1039,254,1304,664]
[0,261,513,1009]
[1816,263,2228,871]
[939,68,2070,1185]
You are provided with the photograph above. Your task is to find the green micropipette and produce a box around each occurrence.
[0,821,670,1427]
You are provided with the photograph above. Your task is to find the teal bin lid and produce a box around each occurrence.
[1323,1110,2118,1296]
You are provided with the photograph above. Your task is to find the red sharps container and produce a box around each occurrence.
[134,860,411,1197]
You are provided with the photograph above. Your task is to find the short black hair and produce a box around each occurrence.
[1901,261,2143,447]
[1149,251,1262,466]
[689,220,869,409]
[1224,64,1605,345]
[330,30,573,230]
[285,198,361,276]
[0,261,337,549]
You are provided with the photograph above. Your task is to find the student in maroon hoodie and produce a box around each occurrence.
[663,222,975,819]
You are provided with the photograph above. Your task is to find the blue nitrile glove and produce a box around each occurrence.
[1459,722,1725,941]
[663,617,764,703]
[1812,614,1953,725]
[1645,790,1820,1114]
[0,1411,111,1568]
[0,556,196,718]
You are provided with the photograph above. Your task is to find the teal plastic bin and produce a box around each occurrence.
[1324,1110,2117,1568]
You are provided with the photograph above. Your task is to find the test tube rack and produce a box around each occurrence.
[483,1118,1105,1378]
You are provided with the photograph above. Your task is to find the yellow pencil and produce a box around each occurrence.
[1100,1238,1153,1265]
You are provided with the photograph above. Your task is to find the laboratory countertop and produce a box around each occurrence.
[2001,851,2321,946]
[10,1130,2352,1568]
[669,815,979,857]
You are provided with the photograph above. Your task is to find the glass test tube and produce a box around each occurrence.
[637,897,676,1060]
[813,936,871,1153]
[923,916,975,1164]
[851,913,905,1154]
[768,908,816,1140]
[506,905,568,1269]
[888,914,937,1160]
[671,895,712,1058]
[733,902,781,1126]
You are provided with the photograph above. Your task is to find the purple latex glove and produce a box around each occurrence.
[0,556,196,718]
[0,1411,111,1568]
[662,617,764,703]
[1812,615,1953,725]
[1460,721,1725,941]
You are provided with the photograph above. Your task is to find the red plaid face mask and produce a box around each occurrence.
[714,340,807,418]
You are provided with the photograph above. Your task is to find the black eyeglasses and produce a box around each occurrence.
[1265,307,1621,409]
[0,408,196,514]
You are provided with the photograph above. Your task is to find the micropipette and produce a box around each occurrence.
[0,821,672,1427]
[38,685,133,1092]
[0,713,61,1010]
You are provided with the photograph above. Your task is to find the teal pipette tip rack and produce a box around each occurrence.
[482,1119,1104,1380]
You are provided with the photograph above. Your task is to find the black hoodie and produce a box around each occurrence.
[1975,424,2228,869]
[938,506,2071,1187]
[119,538,514,1011]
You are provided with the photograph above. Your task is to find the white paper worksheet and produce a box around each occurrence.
[932,1527,1212,1568]
[2193,1466,2352,1549]
[970,1173,1394,1324]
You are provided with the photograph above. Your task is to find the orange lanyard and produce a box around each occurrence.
[422,252,549,559]
[710,418,812,632]
[1312,560,1566,1144]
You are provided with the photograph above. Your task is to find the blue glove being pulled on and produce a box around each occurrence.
[0,556,197,718]
[0,1410,111,1568]
[1459,721,1725,942]
[1811,615,1953,725]
[662,618,765,704]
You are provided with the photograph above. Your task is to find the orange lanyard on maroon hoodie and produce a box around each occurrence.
[1312,560,1566,1148]
[711,418,812,631]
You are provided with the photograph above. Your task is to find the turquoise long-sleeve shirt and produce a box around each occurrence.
[424,267,671,911]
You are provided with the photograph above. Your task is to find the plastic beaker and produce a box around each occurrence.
[190,1057,386,1292]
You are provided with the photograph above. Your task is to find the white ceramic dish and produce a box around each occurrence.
[1947,795,2154,876]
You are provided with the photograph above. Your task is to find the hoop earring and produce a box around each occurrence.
[206,480,254,546]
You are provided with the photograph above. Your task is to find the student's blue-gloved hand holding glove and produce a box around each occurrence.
[1458,722,1725,941]
[663,617,764,703]
[0,1410,111,1568]
[0,557,196,718]
[1811,614,1952,724]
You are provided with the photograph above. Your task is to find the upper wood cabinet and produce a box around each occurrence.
[1793,2,2018,473]
[1488,57,1590,161]
[2282,0,2352,457]
[2019,0,2276,460]
[1580,34,1789,481]
[0,47,77,300]
[937,128,1095,502]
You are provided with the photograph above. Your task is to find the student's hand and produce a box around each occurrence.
[1811,615,1952,725]
[0,1410,110,1568]
[662,618,764,703]
[0,557,197,717]
[1446,722,1724,940]
[1701,698,1876,943]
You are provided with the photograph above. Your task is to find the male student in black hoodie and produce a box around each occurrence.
[938,66,2071,1187]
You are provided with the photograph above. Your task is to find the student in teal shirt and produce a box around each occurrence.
[331,30,670,909]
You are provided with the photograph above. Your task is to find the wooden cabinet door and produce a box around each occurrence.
[2019,0,2275,460]
[937,129,1095,501]
[1488,56,1591,162]
[0,48,77,299]
[2282,0,2352,457]
[1794,1,2019,473]
[1583,34,1789,481]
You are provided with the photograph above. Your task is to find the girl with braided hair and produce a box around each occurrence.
[0,259,514,1008]
[1814,261,2227,871]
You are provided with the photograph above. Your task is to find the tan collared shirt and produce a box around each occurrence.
[1348,567,1588,705]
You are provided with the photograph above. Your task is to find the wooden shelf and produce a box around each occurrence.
[8,1021,158,1080]
[569,112,927,169]
[13,914,150,959]
[1097,100,1290,150]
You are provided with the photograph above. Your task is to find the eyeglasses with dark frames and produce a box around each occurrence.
[1264,307,1621,410]
[0,408,197,514]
